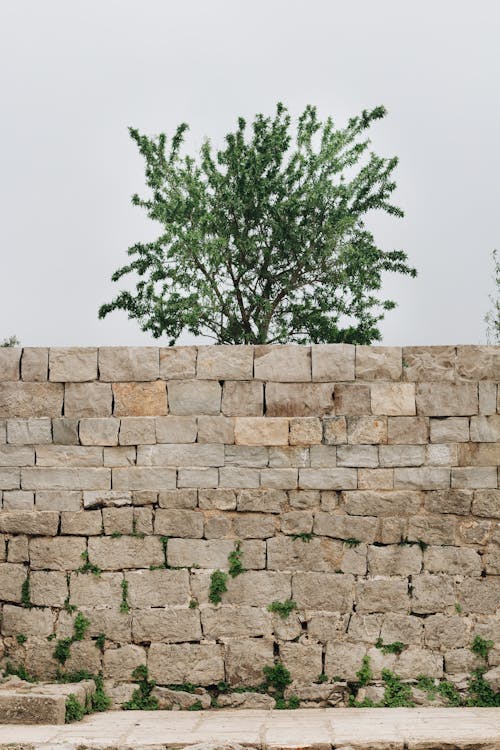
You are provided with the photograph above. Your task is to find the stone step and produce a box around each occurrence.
[0,678,95,725]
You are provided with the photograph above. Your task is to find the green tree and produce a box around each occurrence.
[1,335,20,347]
[99,103,416,344]
[485,249,499,343]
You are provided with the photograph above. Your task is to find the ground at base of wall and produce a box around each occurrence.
[0,707,500,749]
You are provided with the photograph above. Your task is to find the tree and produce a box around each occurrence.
[1,335,20,347]
[485,249,500,343]
[99,103,416,344]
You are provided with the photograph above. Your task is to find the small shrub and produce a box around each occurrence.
[375,639,406,655]
[73,612,90,641]
[292,532,313,542]
[65,694,86,723]
[95,633,106,651]
[228,542,245,578]
[16,634,27,645]
[356,655,372,687]
[92,675,111,712]
[344,538,361,548]
[267,599,297,620]
[263,662,291,697]
[187,699,203,711]
[471,635,494,660]
[209,570,228,604]
[123,665,159,710]
[21,577,31,608]
[466,669,500,707]
[120,579,130,613]
[381,669,413,707]
[77,551,101,577]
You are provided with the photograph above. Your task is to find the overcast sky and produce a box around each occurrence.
[1,0,499,347]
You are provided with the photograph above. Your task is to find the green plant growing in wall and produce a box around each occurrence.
[123,665,159,710]
[356,655,372,687]
[209,570,228,604]
[21,577,31,608]
[77,551,101,577]
[471,635,494,660]
[228,542,245,577]
[381,669,414,707]
[267,599,298,619]
[120,579,130,613]
[375,639,406,655]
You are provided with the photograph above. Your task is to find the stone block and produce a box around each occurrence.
[334,384,371,415]
[444,648,484,675]
[451,467,497,489]
[394,467,450,489]
[346,613,382,642]
[112,467,176,490]
[2,490,34,510]
[358,468,394,490]
[397,647,443,679]
[457,518,492,545]
[260,468,298,489]
[49,347,97,382]
[7,534,29,562]
[103,644,147,681]
[387,416,428,444]
[178,467,219,488]
[343,490,422,516]
[167,538,263,569]
[234,417,289,445]
[371,383,415,416]
[292,571,354,610]
[416,382,478,416]
[197,345,253,379]
[458,442,500,466]
[402,346,456,381]
[0,562,26,602]
[325,642,366,681]
[7,418,52,445]
[35,445,103,466]
[280,642,323,683]
[70,571,122,608]
[367,545,422,576]
[0,444,34,466]
[52,418,79,445]
[479,382,497,414]
[22,467,110,490]
[64,640,102,675]
[133,608,202,642]
[266,382,335,417]
[408,514,455,545]
[30,536,86,570]
[197,489,234,511]
[234,513,277,538]
[201,605,271,639]
[223,570,291,606]
[83,489,132,508]
[289,490,320,509]
[289,417,322,445]
[254,345,311,381]
[457,577,500,614]
[280,511,313,536]
[154,508,204,537]
[126,569,189,607]
[379,445,425,467]
[21,347,48,381]
[102,507,133,534]
[1,604,54,637]
[347,416,387,445]
[430,417,470,443]
[298,468,357,490]
[456,345,500,379]
[337,445,379,468]
[425,489,472,515]
[0,382,63,418]
[313,512,377,543]
[356,346,402,380]
[356,579,410,613]
[197,415,234,444]
[380,613,423,645]
[472,489,500,517]
[159,346,197,379]
[0,510,59,536]
[138,442,224,467]
[155,416,197,443]
[311,343,355,382]
[98,347,159,381]
[224,638,274,686]
[221,381,264,416]
[426,443,459,466]
[323,416,347,445]
[224,445,268,467]
[113,382,167,417]
[0,418,5,443]
[220,465,263,488]
[36,490,81,511]
[470,415,500,442]
[267,536,343,573]
[118,417,156,445]
[88,536,164,570]
[411,574,455,614]
[65,382,112,418]
[424,546,482,575]
[271,445,310,467]
[148,643,224,685]
[217,692,274,709]
[80,609,132,643]
[0,347,21,380]
[237,488,286,513]
[167,379,221,415]
[423,614,469,650]
[104,446,136,466]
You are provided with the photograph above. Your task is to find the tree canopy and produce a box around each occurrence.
[99,103,416,344]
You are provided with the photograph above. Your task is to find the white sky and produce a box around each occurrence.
[0,0,499,347]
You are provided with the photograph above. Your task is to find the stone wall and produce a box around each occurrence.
[0,345,499,706]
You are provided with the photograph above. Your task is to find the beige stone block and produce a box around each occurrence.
[132,490,157,506]
[233,513,277,538]
[267,536,343,573]
[35,445,103,466]
[22,466,110,490]
[0,510,59,535]
[159,346,197,379]
[198,488,235,510]
[98,347,159,381]
[368,545,422,576]
[402,346,456,382]
[217,692,274,709]
[36,490,81,511]
[424,546,482,575]
[356,346,402,380]
[118,417,156,445]
[69,571,122,608]
[456,345,500,379]
[254,345,311,381]
[337,445,379,468]
[157,488,197,509]
[311,344,355,382]
[417,382,478,417]
[0,348,21,381]
[260,468,298,489]
[380,613,423,645]
[148,642,224,685]
[479,382,497,415]
[88,536,164,570]
[112,466,175,490]
[379,445,425,467]
[280,642,323,683]
[7,418,52,445]
[237,488,286,513]
[457,577,500,614]
[325,642,366,681]
[323,416,347,445]
[83,609,132,643]
[423,614,469,650]
[346,613,382,642]
[289,490,320,509]
[270,445,309,467]
[196,345,253,380]
[266,382,335,417]
[104,446,136,466]
[226,444,269,466]
[430,417,469,443]
[223,570,291,606]
[472,489,500,517]
[280,511,313,536]
[103,644,147,681]
[1,604,54,637]
[356,578,410,613]
[154,508,204,537]
[308,611,346,641]
[458,517,492,545]
[133,608,201,642]
[102,507,133,534]
[234,417,288,446]
[470,414,500,442]
[221,380,263,416]
[155,416,197,443]
[444,647,484,675]
[204,514,232,538]
[225,638,274,686]
[126,569,189,608]
[167,379,220,415]
[451,466,497,489]
[397,647,443,679]
[3,489,34,510]
[298,468,357,490]
[0,445,34,467]
[0,382,63,418]
[0,562,26,603]
[197,415,234,444]
[30,570,67,607]
[83,489,132,508]
[387,416,428,445]
[458,442,500,466]
[411,573,455,614]
[201,605,271,639]
[178,467,219,488]
[138,442,223,467]
[347,416,387,445]
[394,466,450,490]
[49,347,97,382]
[365,646,397,679]
[7,534,29,562]
[426,443,459,466]
[377,517,407,545]
[113,381,167,417]
[30,536,86,570]
[52,418,79,445]
[425,489,472,515]
[167,537,261,569]
[358,469,394,490]
[313,512,377,543]
[408,514,456,545]
[334,384,371,415]
[343,489,422,516]
[65,382,112,418]
[65,639,102,675]
[292,571,354,610]
[21,348,48,381]
[0,418,5,443]
[289,417,322,445]
[371,383,415,416]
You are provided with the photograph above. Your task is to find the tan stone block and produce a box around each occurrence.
[346,613,382,642]
[343,489,422,516]
[325,642,366,681]
[347,416,387,445]
[266,382,335,417]
[23,636,59,680]
[0,382,63,418]
[289,417,322,445]
[22,467,110,490]
[334,384,371,415]
[7,534,29,562]
[417,382,478,417]
[0,562,26,602]
[132,490,157,506]
[155,416,197,443]
[1,604,54,637]
[368,545,422,576]
[223,570,291,606]
[292,571,354,610]
[0,446,34,470]
[429,417,469,443]
[366,646,398,679]
[36,490,81,511]
[456,345,500,379]
[104,446,136,466]
[470,414,500,442]
[233,417,288,446]
[394,467,450,490]
[425,489,472,515]
[117,417,156,445]
[320,491,340,511]
[323,416,347,445]
[298,468,357,490]
[221,381,263,416]
[30,571,67,607]
[197,415,234,444]
[270,445,309,467]
[2,490,34,510]
[424,546,482,575]
[233,513,277,538]
[387,416,428,445]
[308,611,346,641]
[280,642,323,683]
[52,418,79,445]
[158,488,198,509]
[426,443,459,466]
[224,445,266,468]
[260,468,298,489]
[30,536,86,570]
[154,508,204,537]
[196,345,253,380]
[148,642,224,685]
[408,514,456,545]
[133,506,153,535]
[411,573,455,614]
[313,512,378,543]
[88,536,164,570]
[0,418,5,443]
[380,613,423,645]
[371,383,415,416]
[98,347,159,381]
[224,638,274,686]
[379,445,425,467]
[337,445,379,468]
[83,489,132,508]
[159,346,197,379]
[0,348,21,381]
[472,489,500,517]
[138,443,224,467]
[397,647,443,679]
[451,466,497,489]
[356,579,410,613]
[133,608,201,642]
[201,605,271,639]
[458,442,500,466]
[457,518,492,545]
[204,514,232,538]
[49,347,97,382]
[280,511,313,536]
[356,346,402,380]
[217,692,274,709]
[402,346,456,382]
[82,609,132,643]
[237,488,286,513]
[113,381,167,417]
[112,467,176,490]
[444,647,484,675]
[103,644,147,681]
[254,345,311,381]
[457,577,500,614]
[358,469,394,490]
[21,348,48,381]
[167,537,259,569]
[65,640,102,675]
[479,382,497,415]
[267,536,343,573]
[178,467,219,488]
[126,569,189,608]
[289,490,320,509]
[0,510,59,535]
[66,382,113,418]
[198,489,236,510]
[102,507,133,534]
[423,614,469,650]
[311,344,355,382]
[167,379,220,415]
[35,445,103,466]
[377,517,407,544]
[7,418,52,445]
[70,571,122,608]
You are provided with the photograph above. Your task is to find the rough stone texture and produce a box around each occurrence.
[99,347,159,381]
[312,343,355,382]
[197,345,253,380]
[49,347,98,382]
[113,382,167,417]
[167,380,221,415]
